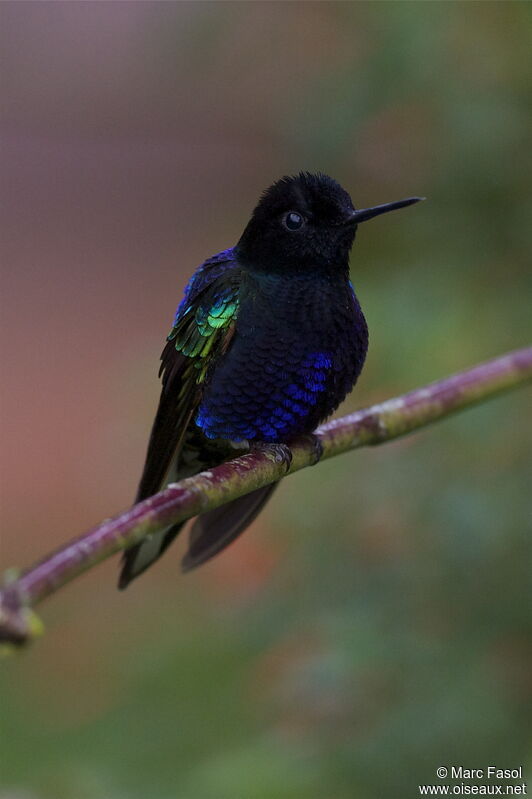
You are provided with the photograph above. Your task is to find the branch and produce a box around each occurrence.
[1,347,531,647]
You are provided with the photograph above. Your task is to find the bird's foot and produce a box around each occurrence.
[295,433,324,465]
[249,441,293,474]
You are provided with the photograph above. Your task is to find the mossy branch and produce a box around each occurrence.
[1,346,531,648]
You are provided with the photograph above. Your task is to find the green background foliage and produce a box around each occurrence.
[1,3,530,797]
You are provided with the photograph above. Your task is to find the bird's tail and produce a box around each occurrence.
[119,425,277,588]
[182,482,278,572]
[118,483,277,588]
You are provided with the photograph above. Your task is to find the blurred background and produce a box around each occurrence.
[1,3,531,798]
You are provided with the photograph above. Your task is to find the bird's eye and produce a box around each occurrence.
[282,211,305,231]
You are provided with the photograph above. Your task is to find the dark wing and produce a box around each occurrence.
[136,261,241,504]
[133,342,197,503]
[118,255,241,588]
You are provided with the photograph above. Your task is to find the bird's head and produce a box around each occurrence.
[237,172,423,275]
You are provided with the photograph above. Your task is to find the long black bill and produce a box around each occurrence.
[347,196,424,224]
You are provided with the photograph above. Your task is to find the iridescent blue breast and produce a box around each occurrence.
[195,272,368,442]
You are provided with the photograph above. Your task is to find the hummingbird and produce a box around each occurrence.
[119,173,422,588]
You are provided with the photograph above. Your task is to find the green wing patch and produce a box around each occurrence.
[167,281,239,383]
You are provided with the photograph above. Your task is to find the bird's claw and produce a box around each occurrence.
[296,433,324,465]
[249,442,293,473]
